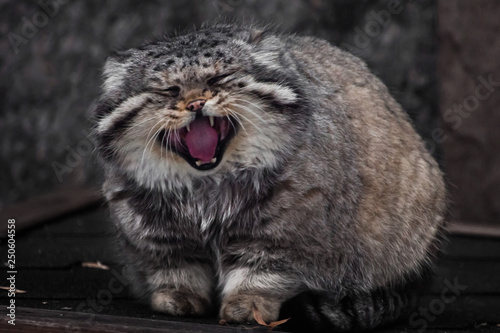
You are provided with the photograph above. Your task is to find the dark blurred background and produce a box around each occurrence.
[0,0,498,226]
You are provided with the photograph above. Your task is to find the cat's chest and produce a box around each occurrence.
[165,181,262,235]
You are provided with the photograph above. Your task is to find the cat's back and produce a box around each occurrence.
[286,34,446,284]
[287,34,444,198]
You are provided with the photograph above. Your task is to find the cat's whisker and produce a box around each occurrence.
[227,103,266,134]
[162,126,169,162]
[223,107,247,135]
[140,120,163,170]
[167,126,176,162]
[142,118,165,147]
[145,125,165,165]
[159,119,174,162]
[122,116,159,158]
[231,97,267,113]
[226,113,240,136]
[134,116,160,128]
[141,118,167,170]
[230,98,268,124]
[148,124,167,160]
[160,122,168,163]
[174,126,183,150]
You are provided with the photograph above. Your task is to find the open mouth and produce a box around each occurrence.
[157,115,237,171]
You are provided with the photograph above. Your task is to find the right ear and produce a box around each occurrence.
[93,52,131,118]
[102,53,130,96]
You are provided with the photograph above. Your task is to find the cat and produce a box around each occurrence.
[94,24,446,331]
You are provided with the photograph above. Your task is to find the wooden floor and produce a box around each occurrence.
[1,206,500,332]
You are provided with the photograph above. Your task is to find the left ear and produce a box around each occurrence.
[249,29,269,44]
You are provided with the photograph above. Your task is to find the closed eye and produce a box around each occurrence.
[150,86,180,97]
[207,73,235,86]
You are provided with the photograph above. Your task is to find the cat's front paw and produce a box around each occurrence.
[151,288,211,316]
[220,293,282,323]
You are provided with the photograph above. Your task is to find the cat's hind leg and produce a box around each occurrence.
[279,284,419,332]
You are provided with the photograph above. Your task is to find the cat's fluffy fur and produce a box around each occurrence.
[94,24,446,331]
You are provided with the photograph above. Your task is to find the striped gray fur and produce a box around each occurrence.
[94,24,446,331]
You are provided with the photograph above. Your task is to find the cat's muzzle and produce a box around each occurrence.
[157,115,237,171]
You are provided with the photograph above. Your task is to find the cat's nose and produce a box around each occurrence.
[186,99,206,112]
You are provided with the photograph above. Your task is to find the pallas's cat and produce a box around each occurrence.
[94,24,445,331]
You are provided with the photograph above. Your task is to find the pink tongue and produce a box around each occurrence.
[185,117,218,162]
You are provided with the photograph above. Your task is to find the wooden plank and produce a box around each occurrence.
[442,236,500,260]
[6,299,219,325]
[383,329,500,333]
[0,307,244,333]
[0,267,129,299]
[447,221,500,238]
[0,236,115,268]
[1,258,497,301]
[413,295,500,329]
[428,259,500,295]
[13,296,500,329]
[23,208,112,237]
[0,253,498,302]
[2,296,499,333]
[1,264,498,330]
[438,0,500,227]
[0,186,103,235]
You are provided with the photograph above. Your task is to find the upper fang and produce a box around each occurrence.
[186,123,191,132]
[209,116,214,127]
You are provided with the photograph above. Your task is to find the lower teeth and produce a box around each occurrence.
[195,157,217,166]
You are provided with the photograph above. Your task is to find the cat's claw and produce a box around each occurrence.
[151,288,211,316]
[220,293,281,323]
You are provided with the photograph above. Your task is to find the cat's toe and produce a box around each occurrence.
[220,293,281,323]
[151,288,211,316]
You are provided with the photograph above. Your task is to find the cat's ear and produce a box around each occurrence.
[93,52,132,117]
[108,50,133,63]
[249,29,269,44]
[102,51,131,96]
